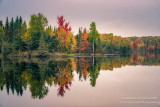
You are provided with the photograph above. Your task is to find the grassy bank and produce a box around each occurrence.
[1,50,122,59]
[3,50,158,59]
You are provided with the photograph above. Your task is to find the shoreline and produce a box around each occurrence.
[1,51,159,59]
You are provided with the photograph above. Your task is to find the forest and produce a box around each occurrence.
[0,13,160,57]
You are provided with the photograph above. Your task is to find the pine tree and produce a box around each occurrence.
[0,20,3,26]
[4,17,10,42]
[76,27,82,53]
[22,21,27,35]
[12,16,26,52]
[14,16,19,36]
[0,20,4,53]
[38,34,47,57]
[9,17,14,42]
[19,16,23,35]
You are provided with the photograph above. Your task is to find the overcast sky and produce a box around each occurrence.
[0,0,160,37]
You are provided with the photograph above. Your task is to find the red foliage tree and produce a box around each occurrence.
[133,54,137,62]
[57,16,72,48]
[57,16,72,32]
[133,42,137,51]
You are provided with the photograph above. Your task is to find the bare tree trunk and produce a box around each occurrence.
[93,56,94,71]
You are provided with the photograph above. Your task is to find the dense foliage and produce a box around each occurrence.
[0,13,160,56]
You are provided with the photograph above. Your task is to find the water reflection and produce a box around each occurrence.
[0,53,160,99]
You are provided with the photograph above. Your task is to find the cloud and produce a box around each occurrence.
[0,0,159,36]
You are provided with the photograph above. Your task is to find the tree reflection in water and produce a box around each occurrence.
[0,53,160,99]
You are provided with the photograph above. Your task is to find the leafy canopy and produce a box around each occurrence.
[28,13,48,35]
[88,22,99,43]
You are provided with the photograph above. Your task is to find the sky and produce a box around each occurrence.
[0,0,160,37]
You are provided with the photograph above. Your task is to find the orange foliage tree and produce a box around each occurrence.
[81,31,89,52]
[81,58,89,80]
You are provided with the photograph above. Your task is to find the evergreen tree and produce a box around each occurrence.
[21,21,27,35]
[0,20,4,53]
[38,34,47,57]
[45,26,58,52]
[19,16,23,35]
[12,16,26,52]
[14,16,19,36]
[9,17,14,42]
[4,17,10,42]
[76,27,82,53]
[0,20,3,26]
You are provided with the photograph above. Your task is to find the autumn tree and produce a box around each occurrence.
[81,28,89,52]
[56,61,73,97]
[46,25,54,37]
[133,42,138,51]
[21,32,32,53]
[81,58,89,80]
[56,16,73,53]
[71,36,77,53]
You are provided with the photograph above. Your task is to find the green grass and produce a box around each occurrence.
[1,50,122,59]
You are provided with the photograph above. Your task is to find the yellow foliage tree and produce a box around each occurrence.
[46,26,54,37]
[21,32,32,43]
[71,36,77,53]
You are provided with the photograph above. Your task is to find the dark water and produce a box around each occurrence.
[0,53,160,107]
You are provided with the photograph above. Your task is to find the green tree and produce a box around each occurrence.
[38,34,47,57]
[4,17,9,42]
[76,27,82,53]
[9,17,14,43]
[45,26,58,52]
[12,16,26,52]
[2,17,13,55]
[21,21,27,35]
[19,16,23,36]
[0,20,3,26]
[28,13,48,35]
[0,21,4,53]
[120,38,131,54]
[28,13,48,50]
[88,22,99,54]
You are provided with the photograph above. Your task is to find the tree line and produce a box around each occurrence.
[0,13,160,56]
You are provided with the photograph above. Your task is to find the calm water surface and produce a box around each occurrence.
[0,54,160,107]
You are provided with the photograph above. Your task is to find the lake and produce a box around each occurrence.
[0,53,160,107]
